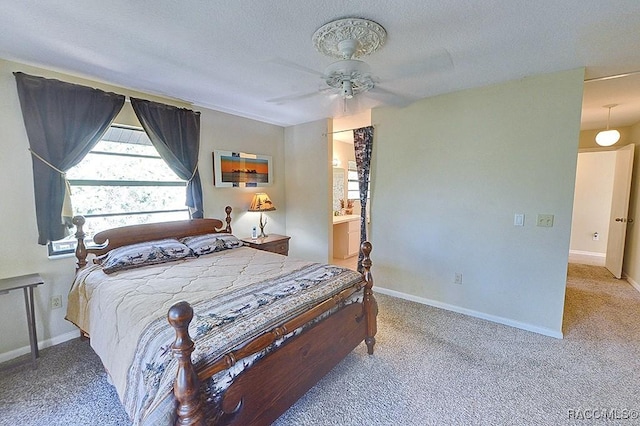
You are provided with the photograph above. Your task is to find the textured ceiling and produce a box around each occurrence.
[1,1,640,128]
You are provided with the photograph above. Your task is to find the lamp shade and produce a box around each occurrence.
[595,129,621,147]
[248,193,276,212]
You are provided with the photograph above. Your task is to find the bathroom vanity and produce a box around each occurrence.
[333,214,360,259]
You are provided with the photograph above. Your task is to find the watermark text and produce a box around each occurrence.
[568,408,639,421]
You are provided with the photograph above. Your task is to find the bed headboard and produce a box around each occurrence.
[73,206,232,271]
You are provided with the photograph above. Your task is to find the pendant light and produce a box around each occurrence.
[595,104,620,147]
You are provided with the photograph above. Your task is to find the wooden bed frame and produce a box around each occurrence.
[72,206,377,426]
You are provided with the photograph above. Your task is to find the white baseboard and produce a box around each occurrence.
[374,287,563,339]
[623,273,640,293]
[568,250,606,266]
[0,329,80,364]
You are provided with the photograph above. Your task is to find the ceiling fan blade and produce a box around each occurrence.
[266,87,334,104]
[266,57,325,78]
[366,85,415,107]
[266,91,322,104]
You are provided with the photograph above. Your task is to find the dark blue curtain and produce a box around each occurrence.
[353,126,374,273]
[14,72,125,244]
[130,98,204,218]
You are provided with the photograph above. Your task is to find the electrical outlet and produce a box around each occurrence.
[593,232,599,241]
[454,272,463,284]
[536,214,554,227]
[50,295,63,309]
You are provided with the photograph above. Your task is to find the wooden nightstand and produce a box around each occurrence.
[241,234,290,256]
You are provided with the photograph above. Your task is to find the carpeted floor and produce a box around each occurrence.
[1,264,639,425]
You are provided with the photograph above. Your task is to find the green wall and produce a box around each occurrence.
[370,69,585,336]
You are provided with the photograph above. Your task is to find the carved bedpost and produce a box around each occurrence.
[360,241,377,355]
[168,302,204,426]
[73,216,87,271]
[224,206,232,233]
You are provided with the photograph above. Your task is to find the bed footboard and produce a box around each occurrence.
[168,302,205,425]
[168,242,376,425]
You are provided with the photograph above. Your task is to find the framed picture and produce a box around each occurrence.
[213,150,273,187]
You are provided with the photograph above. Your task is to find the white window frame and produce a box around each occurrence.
[347,161,360,201]
[48,125,189,256]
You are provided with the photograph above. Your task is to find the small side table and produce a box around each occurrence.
[0,273,44,370]
[241,234,291,256]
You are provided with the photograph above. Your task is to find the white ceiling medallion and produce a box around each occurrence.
[312,18,387,60]
[312,18,387,99]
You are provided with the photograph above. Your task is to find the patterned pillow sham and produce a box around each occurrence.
[216,233,244,249]
[181,233,244,256]
[95,238,192,274]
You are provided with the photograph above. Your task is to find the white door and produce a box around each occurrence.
[605,144,635,278]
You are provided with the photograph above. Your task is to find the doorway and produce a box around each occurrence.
[569,144,635,278]
[330,111,371,271]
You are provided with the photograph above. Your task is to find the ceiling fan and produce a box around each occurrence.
[312,18,385,100]
[267,17,433,111]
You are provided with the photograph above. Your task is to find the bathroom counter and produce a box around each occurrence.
[332,214,360,225]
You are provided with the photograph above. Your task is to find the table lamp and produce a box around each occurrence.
[248,193,276,238]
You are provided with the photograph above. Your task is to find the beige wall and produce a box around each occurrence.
[332,140,355,176]
[284,119,332,262]
[370,68,585,337]
[199,108,285,239]
[0,58,284,359]
[569,151,616,259]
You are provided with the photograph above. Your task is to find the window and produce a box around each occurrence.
[49,125,189,255]
[347,161,360,200]
[347,160,371,207]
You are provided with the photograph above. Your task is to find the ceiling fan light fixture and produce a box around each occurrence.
[341,80,354,98]
[325,72,374,97]
[595,104,620,147]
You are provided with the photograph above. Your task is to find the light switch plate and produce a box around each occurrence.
[514,213,524,227]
